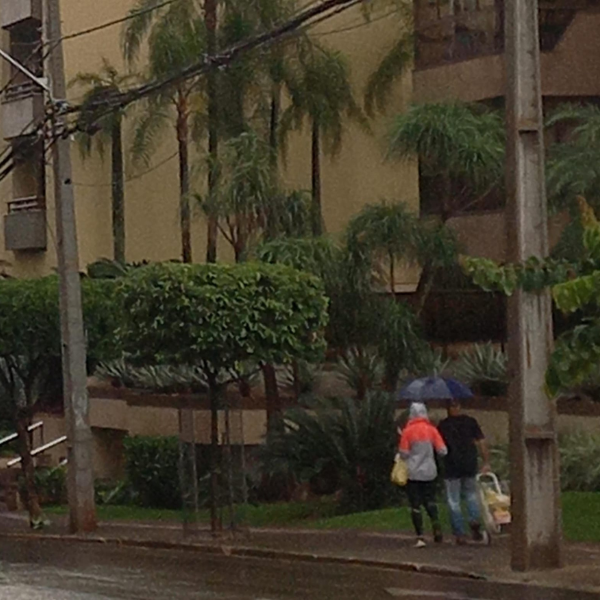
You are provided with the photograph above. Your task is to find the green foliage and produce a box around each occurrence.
[117,262,328,376]
[31,466,67,506]
[364,33,413,116]
[451,343,507,397]
[346,201,458,291]
[491,433,600,492]
[69,59,134,159]
[123,435,181,509]
[278,360,322,400]
[546,104,600,213]
[280,45,367,159]
[337,348,384,398]
[95,359,210,393]
[199,131,275,260]
[388,102,505,216]
[262,394,399,512]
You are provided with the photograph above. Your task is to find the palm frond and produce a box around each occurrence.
[364,33,413,116]
[130,99,171,167]
[122,0,185,63]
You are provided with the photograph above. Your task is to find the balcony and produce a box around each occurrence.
[1,80,44,139]
[413,0,600,103]
[1,0,42,29]
[4,195,46,251]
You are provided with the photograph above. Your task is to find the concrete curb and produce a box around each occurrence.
[0,531,487,581]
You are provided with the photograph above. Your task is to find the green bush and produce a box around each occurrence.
[123,436,181,509]
[451,343,507,396]
[491,432,600,492]
[262,393,400,513]
[27,466,67,506]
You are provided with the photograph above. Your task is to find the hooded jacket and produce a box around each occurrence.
[399,403,448,482]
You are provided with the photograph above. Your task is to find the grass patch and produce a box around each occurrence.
[561,492,600,543]
[45,492,600,543]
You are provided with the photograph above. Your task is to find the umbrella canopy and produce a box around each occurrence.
[398,376,473,402]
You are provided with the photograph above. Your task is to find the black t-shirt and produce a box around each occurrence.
[438,414,484,479]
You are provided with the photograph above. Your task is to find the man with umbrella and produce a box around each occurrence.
[438,398,491,545]
[399,376,491,545]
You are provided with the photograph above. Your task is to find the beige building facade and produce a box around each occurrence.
[0,0,419,287]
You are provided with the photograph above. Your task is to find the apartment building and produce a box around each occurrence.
[0,0,418,286]
[412,0,600,345]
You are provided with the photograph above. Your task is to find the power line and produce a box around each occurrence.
[71,151,178,187]
[54,0,177,44]
[313,6,401,37]
[68,0,363,118]
[0,0,366,187]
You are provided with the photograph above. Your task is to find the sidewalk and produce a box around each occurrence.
[1,511,600,595]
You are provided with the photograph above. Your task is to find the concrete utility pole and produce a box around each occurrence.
[505,0,561,571]
[46,0,97,532]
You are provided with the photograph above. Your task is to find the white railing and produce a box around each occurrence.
[0,421,43,448]
[7,435,67,468]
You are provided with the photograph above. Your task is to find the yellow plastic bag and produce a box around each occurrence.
[390,455,408,487]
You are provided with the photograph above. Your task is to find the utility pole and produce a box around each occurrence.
[505,0,561,571]
[46,0,97,532]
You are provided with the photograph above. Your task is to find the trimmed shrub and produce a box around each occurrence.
[123,436,181,509]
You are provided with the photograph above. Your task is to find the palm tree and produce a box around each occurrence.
[123,0,206,264]
[281,46,368,236]
[388,102,505,222]
[346,200,457,312]
[71,60,134,264]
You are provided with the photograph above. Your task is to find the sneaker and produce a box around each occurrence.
[471,523,485,543]
[415,538,427,549]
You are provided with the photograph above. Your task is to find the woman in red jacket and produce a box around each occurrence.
[398,402,447,548]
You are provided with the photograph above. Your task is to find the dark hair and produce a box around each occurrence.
[446,398,461,409]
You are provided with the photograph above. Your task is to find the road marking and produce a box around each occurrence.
[386,589,492,600]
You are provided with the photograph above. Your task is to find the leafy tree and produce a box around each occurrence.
[461,198,600,398]
[0,277,118,528]
[123,0,206,263]
[281,46,367,235]
[345,201,458,312]
[200,132,274,262]
[388,102,505,221]
[71,60,134,264]
[116,261,328,530]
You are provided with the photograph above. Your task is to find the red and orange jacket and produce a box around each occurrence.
[399,418,447,482]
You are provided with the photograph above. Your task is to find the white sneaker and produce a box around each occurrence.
[415,538,427,549]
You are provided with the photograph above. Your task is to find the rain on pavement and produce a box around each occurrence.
[0,538,593,600]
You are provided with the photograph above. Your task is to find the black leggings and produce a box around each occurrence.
[406,480,440,537]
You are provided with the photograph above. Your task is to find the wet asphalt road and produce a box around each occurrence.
[0,539,593,600]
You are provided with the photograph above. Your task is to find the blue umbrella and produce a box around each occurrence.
[398,376,473,402]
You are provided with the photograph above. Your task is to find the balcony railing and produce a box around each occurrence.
[8,195,44,213]
[415,1,579,70]
[2,79,43,104]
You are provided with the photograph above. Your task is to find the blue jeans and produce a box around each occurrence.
[444,477,481,537]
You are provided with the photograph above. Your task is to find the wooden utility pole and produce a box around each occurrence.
[46,0,97,532]
[505,0,561,571]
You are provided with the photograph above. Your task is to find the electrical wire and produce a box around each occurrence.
[66,0,363,118]
[55,0,177,44]
[71,151,178,187]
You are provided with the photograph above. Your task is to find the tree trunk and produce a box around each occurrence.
[265,84,281,240]
[205,0,219,263]
[111,117,125,264]
[177,99,192,264]
[389,253,395,295]
[262,364,282,434]
[15,414,43,527]
[208,377,221,536]
[311,120,323,237]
